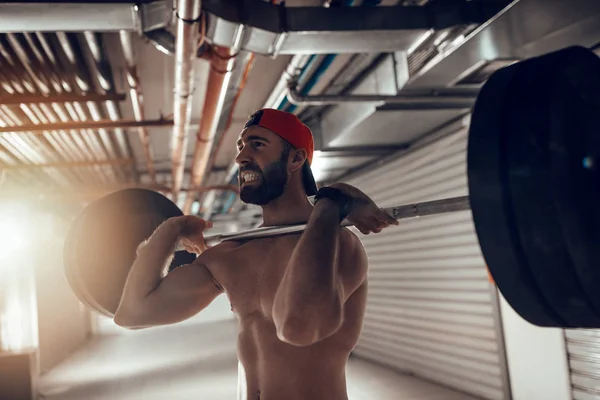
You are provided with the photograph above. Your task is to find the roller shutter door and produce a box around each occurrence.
[565,329,600,399]
[346,127,509,400]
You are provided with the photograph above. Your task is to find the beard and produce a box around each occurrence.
[238,153,289,206]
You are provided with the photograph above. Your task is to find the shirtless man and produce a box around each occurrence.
[114,109,398,399]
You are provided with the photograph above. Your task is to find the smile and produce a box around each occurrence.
[240,171,260,184]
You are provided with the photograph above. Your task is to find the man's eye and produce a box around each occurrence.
[252,142,264,148]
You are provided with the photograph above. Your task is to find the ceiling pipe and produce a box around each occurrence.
[0,118,173,134]
[286,85,478,109]
[119,30,156,183]
[263,55,313,110]
[181,45,235,215]
[171,0,202,200]
[0,1,171,33]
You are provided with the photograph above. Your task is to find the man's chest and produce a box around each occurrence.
[207,235,300,318]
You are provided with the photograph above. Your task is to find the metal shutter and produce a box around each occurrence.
[565,329,600,399]
[345,127,509,400]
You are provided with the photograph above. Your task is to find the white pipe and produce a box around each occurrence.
[0,3,139,32]
[171,0,202,199]
[263,54,313,109]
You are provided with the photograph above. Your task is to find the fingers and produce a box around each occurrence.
[353,217,388,235]
[379,210,399,226]
[352,210,401,235]
[182,216,213,233]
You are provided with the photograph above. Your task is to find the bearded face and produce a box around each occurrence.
[238,147,290,205]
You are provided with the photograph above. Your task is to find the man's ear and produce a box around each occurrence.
[288,148,307,173]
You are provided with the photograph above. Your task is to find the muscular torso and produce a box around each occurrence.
[199,233,367,400]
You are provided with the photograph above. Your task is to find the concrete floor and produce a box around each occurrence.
[39,320,477,400]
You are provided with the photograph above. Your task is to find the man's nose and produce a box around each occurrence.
[235,148,251,166]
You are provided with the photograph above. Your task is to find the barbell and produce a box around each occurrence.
[64,45,600,328]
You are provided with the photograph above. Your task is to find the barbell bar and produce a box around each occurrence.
[201,196,471,245]
[64,45,600,328]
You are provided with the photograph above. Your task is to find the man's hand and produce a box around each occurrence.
[328,182,399,235]
[179,216,213,254]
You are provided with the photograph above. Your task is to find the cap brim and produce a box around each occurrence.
[302,162,318,196]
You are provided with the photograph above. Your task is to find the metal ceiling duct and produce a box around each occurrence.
[203,0,510,55]
[0,1,169,33]
[406,0,600,88]
[171,0,202,200]
[0,1,509,56]
[314,0,600,178]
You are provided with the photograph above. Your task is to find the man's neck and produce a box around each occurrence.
[261,187,313,227]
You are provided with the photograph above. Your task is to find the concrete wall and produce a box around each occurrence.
[499,293,571,400]
[35,215,91,373]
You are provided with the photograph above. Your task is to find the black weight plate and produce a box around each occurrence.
[504,46,600,327]
[550,47,600,325]
[64,189,196,317]
[468,57,565,327]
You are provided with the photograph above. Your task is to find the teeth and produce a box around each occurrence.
[242,172,259,183]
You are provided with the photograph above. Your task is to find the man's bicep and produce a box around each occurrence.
[134,262,223,326]
[338,229,369,303]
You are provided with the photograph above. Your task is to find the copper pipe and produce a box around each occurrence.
[0,92,126,105]
[206,53,255,172]
[0,118,174,133]
[197,53,255,219]
[171,0,202,199]
[119,30,156,183]
[182,45,235,214]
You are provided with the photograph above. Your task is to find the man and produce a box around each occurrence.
[114,109,398,399]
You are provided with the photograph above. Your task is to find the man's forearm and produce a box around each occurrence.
[118,217,184,305]
[273,200,344,342]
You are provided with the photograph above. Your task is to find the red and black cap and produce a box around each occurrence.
[243,108,318,196]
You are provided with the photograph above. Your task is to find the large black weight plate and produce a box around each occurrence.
[468,58,564,327]
[504,47,600,327]
[64,189,196,317]
[469,46,600,328]
[550,48,600,322]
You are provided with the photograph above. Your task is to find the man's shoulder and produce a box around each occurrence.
[340,227,365,250]
[339,228,368,271]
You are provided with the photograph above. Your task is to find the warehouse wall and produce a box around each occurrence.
[344,124,510,399]
[342,117,575,400]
